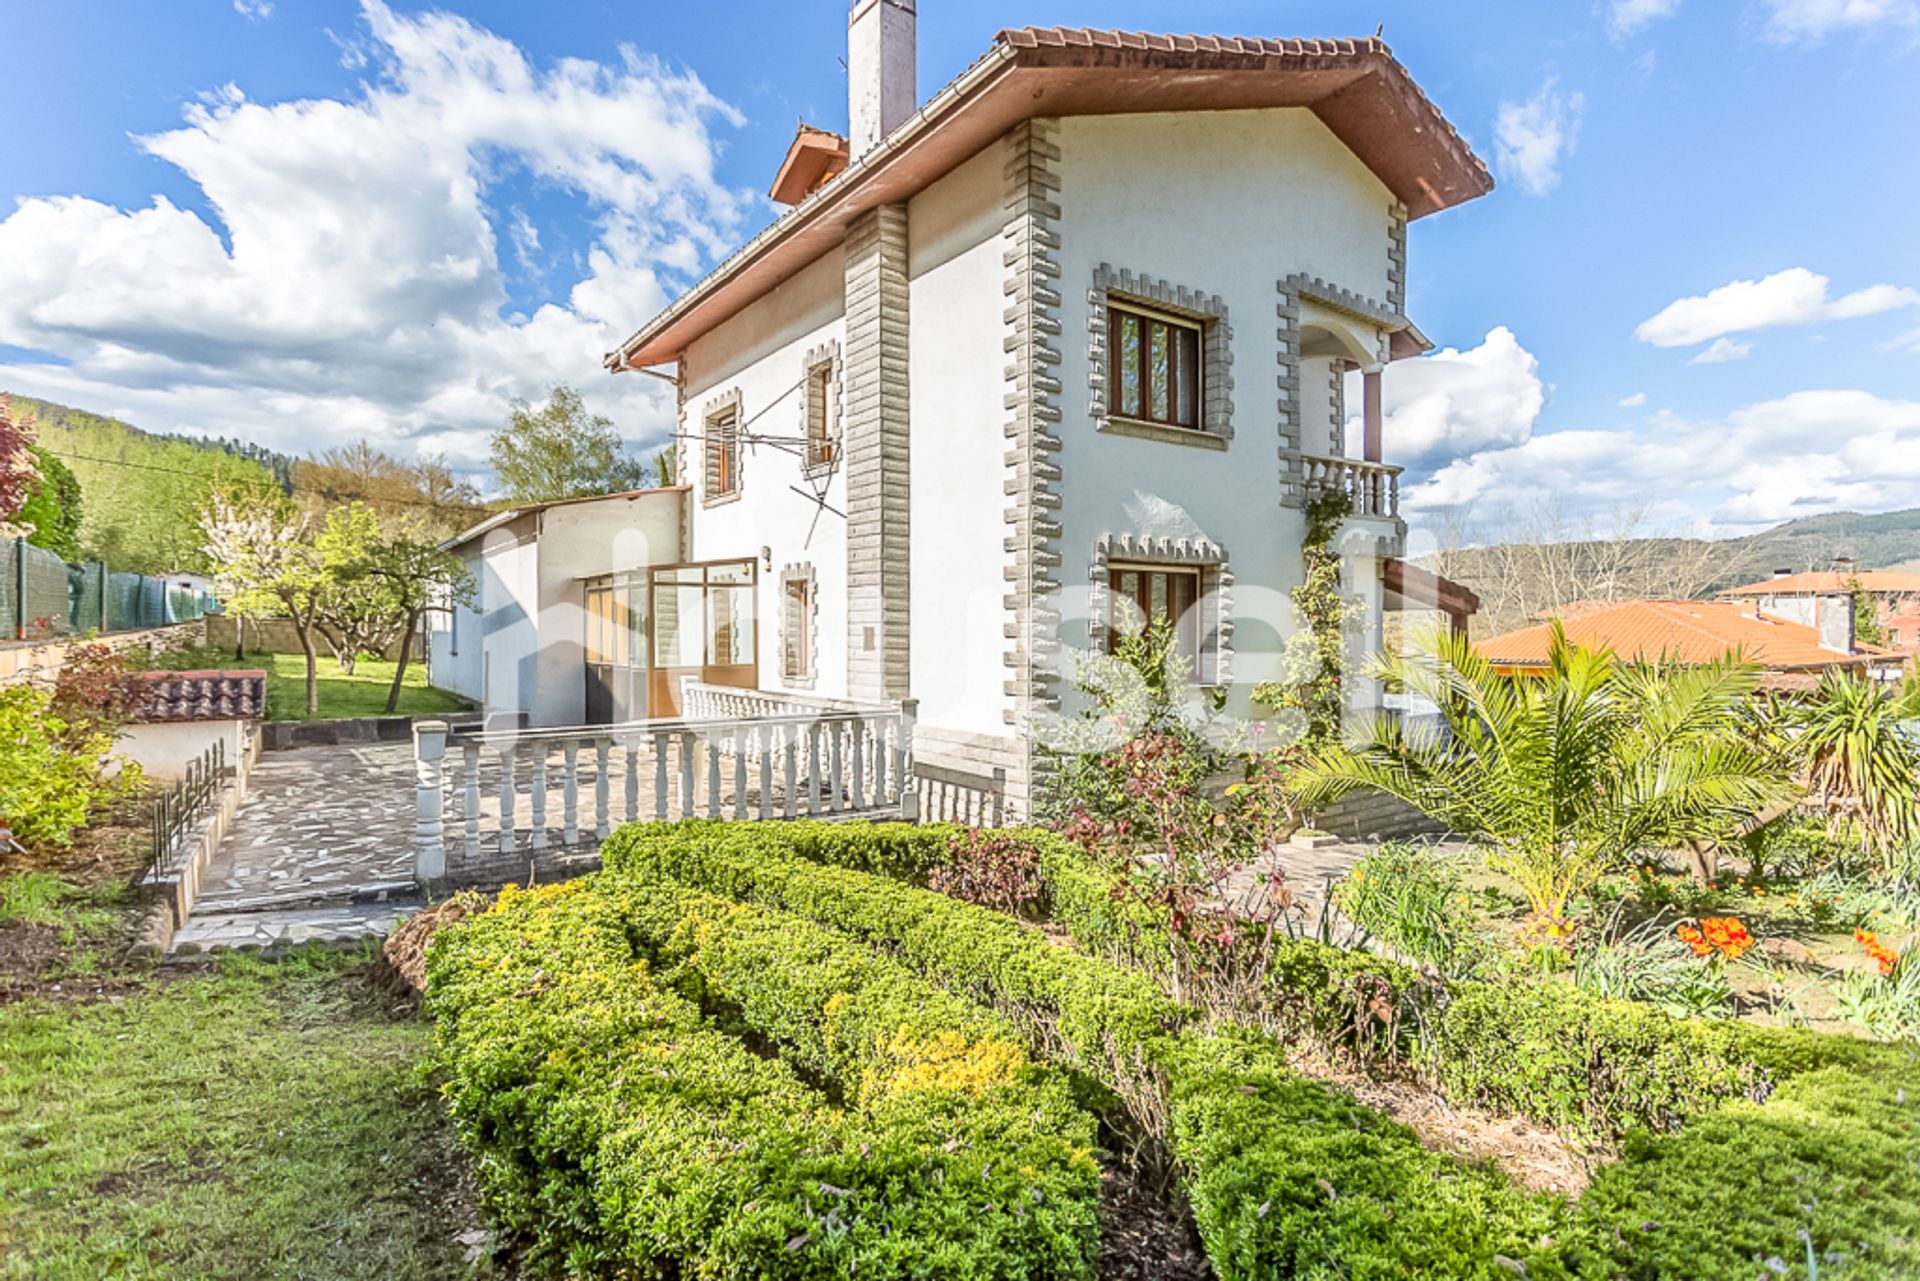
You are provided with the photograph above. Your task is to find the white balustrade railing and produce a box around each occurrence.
[1299,453,1402,519]
[411,697,918,881]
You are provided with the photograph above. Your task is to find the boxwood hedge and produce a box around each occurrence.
[427,876,1103,1278]
[600,819,1920,1279]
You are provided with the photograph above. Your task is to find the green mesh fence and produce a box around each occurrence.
[4,538,216,640]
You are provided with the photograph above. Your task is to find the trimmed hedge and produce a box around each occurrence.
[601,820,1920,1280]
[601,822,1593,1277]
[427,877,1103,1278]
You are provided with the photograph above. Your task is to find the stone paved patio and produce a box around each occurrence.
[193,742,420,915]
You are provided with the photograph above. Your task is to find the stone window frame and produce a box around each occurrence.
[1088,264,1233,450]
[699,387,743,509]
[778,562,820,688]
[798,339,843,480]
[1085,532,1235,689]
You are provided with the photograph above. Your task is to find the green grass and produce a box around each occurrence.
[257,652,468,721]
[0,948,479,1280]
[0,873,120,938]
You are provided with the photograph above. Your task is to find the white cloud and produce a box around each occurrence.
[0,0,746,474]
[1608,0,1680,39]
[1344,327,1546,472]
[1493,79,1585,197]
[1617,391,1648,407]
[1689,336,1752,364]
[234,0,273,19]
[1759,0,1918,42]
[1635,267,1920,349]
[1408,389,1920,533]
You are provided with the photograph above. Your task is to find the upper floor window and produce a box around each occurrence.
[705,402,740,501]
[805,361,836,468]
[1110,302,1202,430]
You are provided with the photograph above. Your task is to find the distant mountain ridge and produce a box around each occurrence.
[1,393,291,574]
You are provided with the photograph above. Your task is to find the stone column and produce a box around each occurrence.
[1361,364,1384,463]
[843,203,912,704]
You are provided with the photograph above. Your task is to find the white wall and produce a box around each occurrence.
[1051,108,1400,717]
[906,144,1014,737]
[118,719,247,782]
[429,546,486,703]
[682,245,850,701]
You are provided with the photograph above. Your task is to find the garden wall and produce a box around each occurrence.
[204,615,412,661]
[0,617,207,688]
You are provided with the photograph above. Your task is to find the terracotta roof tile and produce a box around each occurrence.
[1722,570,1920,596]
[1477,599,1902,671]
[130,669,268,722]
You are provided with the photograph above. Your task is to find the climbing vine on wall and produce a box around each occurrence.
[1253,487,1354,751]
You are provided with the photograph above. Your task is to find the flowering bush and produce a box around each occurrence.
[1839,930,1920,1044]
[0,683,140,850]
[1674,915,1754,962]
[1857,928,1901,978]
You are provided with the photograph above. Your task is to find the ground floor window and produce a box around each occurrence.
[648,558,758,715]
[782,568,814,682]
[1107,563,1213,681]
[583,574,645,668]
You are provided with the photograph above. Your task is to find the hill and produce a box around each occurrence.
[1423,507,1920,638]
[3,394,292,575]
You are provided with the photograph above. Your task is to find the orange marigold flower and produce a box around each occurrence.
[1857,929,1900,978]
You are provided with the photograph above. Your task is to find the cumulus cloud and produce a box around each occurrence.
[0,0,746,474]
[1493,79,1585,197]
[1759,0,1918,42]
[234,0,273,19]
[1617,391,1648,407]
[1689,337,1752,364]
[1607,0,1680,39]
[1343,327,1547,475]
[1408,389,1920,532]
[1635,267,1920,354]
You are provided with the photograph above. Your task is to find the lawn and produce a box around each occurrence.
[0,947,485,1281]
[255,651,469,721]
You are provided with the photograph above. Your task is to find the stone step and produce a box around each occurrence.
[168,899,423,959]
[191,878,420,915]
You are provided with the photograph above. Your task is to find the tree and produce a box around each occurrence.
[0,394,42,536]
[1778,670,1920,864]
[1849,576,1887,647]
[342,516,475,712]
[18,447,84,560]
[1299,627,1791,928]
[200,488,331,716]
[292,440,484,539]
[490,385,646,503]
[655,446,676,487]
[313,503,401,675]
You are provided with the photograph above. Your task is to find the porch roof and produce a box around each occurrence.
[1383,558,1480,617]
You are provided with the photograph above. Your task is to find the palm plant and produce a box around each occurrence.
[1298,626,1792,930]
[1778,669,1920,864]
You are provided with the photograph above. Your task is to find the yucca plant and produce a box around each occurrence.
[1298,626,1792,931]
[1779,669,1920,866]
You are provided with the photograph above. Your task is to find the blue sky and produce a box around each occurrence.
[2,0,1917,539]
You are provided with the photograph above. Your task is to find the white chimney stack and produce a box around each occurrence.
[849,0,916,156]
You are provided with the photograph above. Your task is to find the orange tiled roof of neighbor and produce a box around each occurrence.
[1477,599,1898,671]
[1721,570,1920,596]
[608,30,1490,371]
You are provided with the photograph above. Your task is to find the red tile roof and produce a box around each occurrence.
[130,669,267,722]
[1477,599,1901,672]
[610,30,1489,370]
[1722,570,1920,596]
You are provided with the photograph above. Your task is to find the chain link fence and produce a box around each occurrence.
[3,536,218,642]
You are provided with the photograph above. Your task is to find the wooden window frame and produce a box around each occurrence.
[703,399,742,506]
[781,569,816,684]
[1107,299,1205,432]
[1104,562,1214,684]
[804,361,837,470]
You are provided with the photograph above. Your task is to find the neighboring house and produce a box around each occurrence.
[436,11,1493,820]
[429,487,688,726]
[1720,563,1920,653]
[1477,598,1907,692]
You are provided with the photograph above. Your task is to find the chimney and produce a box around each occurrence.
[1831,555,1857,577]
[848,0,915,156]
[1772,567,1793,579]
[1815,590,1856,654]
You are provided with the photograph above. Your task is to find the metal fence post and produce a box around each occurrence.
[413,720,449,884]
[11,537,24,641]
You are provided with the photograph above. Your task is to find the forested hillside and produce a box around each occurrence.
[5,395,290,574]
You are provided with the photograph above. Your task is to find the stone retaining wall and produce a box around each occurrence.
[127,723,263,959]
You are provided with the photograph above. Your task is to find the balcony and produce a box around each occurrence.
[1299,453,1403,520]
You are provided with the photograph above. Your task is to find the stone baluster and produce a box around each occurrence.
[530,745,549,850]
[498,744,518,852]
[594,738,611,841]
[897,698,918,821]
[462,740,480,862]
[412,720,448,884]
[562,741,580,845]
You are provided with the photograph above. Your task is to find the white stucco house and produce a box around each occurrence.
[431,7,1491,821]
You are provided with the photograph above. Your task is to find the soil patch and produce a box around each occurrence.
[1097,1155,1213,1281]
[374,892,488,999]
